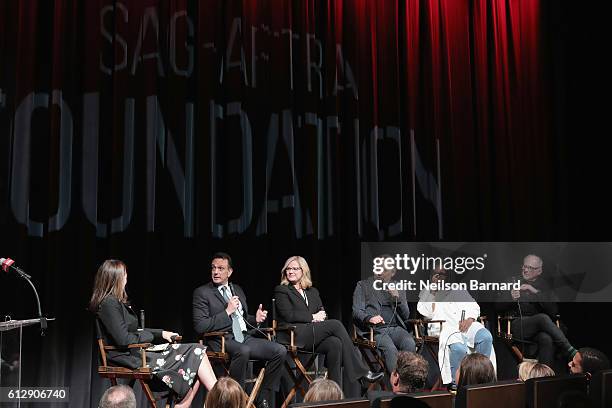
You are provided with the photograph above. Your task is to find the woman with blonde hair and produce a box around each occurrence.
[89,260,217,408]
[517,361,537,381]
[526,363,555,380]
[274,256,383,396]
[205,377,247,408]
[304,378,344,402]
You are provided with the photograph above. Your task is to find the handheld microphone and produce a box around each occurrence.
[0,258,32,279]
[229,282,270,339]
[461,310,465,321]
[139,310,145,331]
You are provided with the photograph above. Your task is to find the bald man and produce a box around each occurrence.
[98,385,136,408]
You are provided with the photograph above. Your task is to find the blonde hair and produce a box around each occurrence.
[280,256,313,289]
[89,260,128,312]
[527,363,555,380]
[205,377,246,408]
[303,378,344,402]
[518,361,537,381]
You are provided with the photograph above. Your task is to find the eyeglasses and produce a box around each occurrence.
[211,266,227,272]
[432,273,448,278]
[522,265,541,272]
[286,267,302,272]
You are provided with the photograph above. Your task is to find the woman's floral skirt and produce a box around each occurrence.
[147,343,207,400]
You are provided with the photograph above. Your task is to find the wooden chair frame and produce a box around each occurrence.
[351,324,387,391]
[200,331,267,408]
[496,313,560,363]
[96,330,182,408]
[270,299,324,408]
[413,318,445,390]
[272,319,321,408]
[351,317,429,390]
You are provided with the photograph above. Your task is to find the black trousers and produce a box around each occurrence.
[221,335,287,398]
[511,313,572,366]
[299,319,369,395]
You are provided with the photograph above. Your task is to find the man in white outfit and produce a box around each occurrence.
[417,267,496,386]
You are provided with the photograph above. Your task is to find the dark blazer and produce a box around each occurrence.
[352,277,411,335]
[496,277,559,320]
[95,295,163,369]
[273,284,324,347]
[192,282,258,342]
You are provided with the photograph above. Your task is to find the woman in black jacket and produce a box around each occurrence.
[274,256,382,396]
[89,260,217,407]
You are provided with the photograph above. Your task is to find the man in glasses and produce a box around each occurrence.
[500,254,577,367]
[192,252,286,408]
[352,256,416,375]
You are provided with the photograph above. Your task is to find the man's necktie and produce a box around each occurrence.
[222,286,244,343]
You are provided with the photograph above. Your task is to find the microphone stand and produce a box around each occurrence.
[12,266,47,336]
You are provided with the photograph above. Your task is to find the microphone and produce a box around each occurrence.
[461,310,465,321]
[0,258,31,279]
[228,283,241,314]
[139,310,145,331]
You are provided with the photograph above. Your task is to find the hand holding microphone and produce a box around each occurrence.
[226,296,241,315]
[458,309,473,333]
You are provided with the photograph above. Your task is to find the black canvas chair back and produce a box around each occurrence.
[389,395,429,408]
[589,369,612,408]
[411,391,453,408]
[271,298,323,408]
[455,380,525,408]
[378,392,452,408]
[288,397,369,408]
[525,374,588,408]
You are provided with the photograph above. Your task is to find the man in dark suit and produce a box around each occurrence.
[192,252,286,408]
[353,260,416,374]
[367,351,429,408]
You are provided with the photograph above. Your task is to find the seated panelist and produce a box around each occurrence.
[273,255,383,397]
[192,252,286,408]
[90,260,217,408]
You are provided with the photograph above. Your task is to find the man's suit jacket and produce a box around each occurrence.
[95,295,163,369]
[192,282,258,347]
[273,284,324,347]
[352,277,411,335]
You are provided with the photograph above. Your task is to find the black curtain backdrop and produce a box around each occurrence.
[0,1,609,406]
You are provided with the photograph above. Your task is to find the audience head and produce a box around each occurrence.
[456,353,496,389]
[518,361,537,381]
[211,252,234,286]
[519,362,555,380]
[98,385,136,408]
[205,377,246,408]
[569,347,610,377]
[303,378,344,402]
[391,351,429,393]
[89,260,128,311]
[280,256,313,289]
